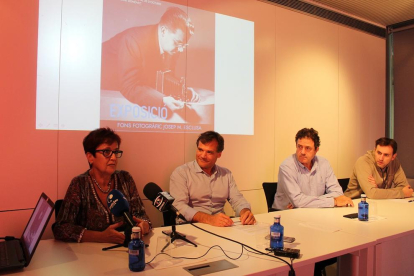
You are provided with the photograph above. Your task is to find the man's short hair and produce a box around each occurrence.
[196,131,224,153]
[83,127,121,156]
[295,128,320,149]
[375,137,398,154]
[160,7,195,37]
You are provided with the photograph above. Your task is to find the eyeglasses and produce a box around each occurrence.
[173,38,188,53]
[95,149,123,158]
[176,43,188,53]
[296,145,314,152]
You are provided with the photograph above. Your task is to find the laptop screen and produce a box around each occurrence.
[21,193,54,265]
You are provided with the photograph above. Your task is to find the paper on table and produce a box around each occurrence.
[231,222,270,250]
[387,199,414,203]
[367,216,386,222]
[150,240,209,270]
[352,216,386,223]
[150,256,208,270]
[231,221,270,234]
[298,222,341,233]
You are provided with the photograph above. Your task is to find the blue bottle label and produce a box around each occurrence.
[271,232,280,239]
[129,249,140,256]
[358,202,369,221]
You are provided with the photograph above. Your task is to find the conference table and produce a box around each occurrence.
[6,198,414,276]
[283,198,414,276]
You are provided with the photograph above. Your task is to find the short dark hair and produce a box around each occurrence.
[375,137,398,154]
[83,127,121,156]
[196,131,224,153]
[295,128,320,149]
[160,7,195,38]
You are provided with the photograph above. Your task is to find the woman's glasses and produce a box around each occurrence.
[95,149,123,158]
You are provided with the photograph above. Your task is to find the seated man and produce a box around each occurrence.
[170,131,255,227]
[344,137,412,199]
[273,128,353,210]
[273,128,353,276]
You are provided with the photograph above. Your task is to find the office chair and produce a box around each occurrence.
[262,182,280,212]
[338,178,350,192]
[51,199,63,231]
[54,199,63,219]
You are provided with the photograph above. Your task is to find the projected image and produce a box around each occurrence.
[100,1,215,133]
[36,0,254,135]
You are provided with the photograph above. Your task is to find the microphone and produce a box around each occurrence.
[143,182,187,222]
[107,190,135,227]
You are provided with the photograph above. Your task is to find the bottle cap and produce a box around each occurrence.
[132,226,141,233]
[274,214,281,219]
[361,194,367,198]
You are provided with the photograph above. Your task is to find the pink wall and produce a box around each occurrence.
[0,0,386,239]
[0,0,58,238]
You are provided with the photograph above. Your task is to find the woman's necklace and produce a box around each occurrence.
[92,177,111,194]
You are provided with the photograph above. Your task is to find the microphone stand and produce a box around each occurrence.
[161,212,197,252]
[102,224,132,251]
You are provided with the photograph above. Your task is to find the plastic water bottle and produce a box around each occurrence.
[128,226,145,272]
[270,215,284,249]
[358,194,369,221]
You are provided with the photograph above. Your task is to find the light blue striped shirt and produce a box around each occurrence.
[273,154,343,210]
[170,160,251,222]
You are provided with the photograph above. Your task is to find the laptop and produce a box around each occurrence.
[0,193,54,272]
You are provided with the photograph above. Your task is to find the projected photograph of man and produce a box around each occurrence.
[100,1,215,132]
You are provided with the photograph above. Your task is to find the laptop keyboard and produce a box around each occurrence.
[0,242,10,267]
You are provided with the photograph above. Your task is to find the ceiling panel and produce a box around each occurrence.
[301,0,414,27]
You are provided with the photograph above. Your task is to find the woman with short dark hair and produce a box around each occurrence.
[53,128,151,243]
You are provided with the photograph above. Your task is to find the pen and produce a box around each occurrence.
[408,200,414,203]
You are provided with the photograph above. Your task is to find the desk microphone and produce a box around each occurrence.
[143,182,187,222]
[107,190,135,227]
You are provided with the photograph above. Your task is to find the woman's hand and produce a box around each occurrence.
[133,217,151,235]
[100,221,125,244]
[82,221,125,243]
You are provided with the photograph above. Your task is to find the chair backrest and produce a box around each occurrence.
[338,178,350,192]
[51,199,63,231]
[54,199,63,219]
[262,182,278,212]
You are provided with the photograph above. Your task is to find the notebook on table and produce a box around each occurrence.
[0,193,54,272]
